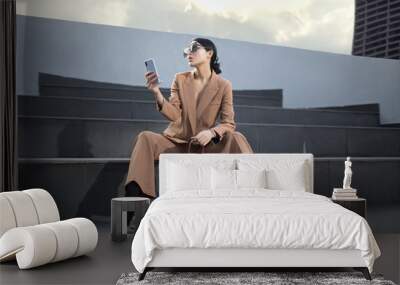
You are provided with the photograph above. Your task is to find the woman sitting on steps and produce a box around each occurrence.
[125,37,254,200]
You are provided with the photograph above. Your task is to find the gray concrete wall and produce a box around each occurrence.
[16,15,400,124]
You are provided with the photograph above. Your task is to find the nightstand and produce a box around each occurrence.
[331,198,367,218]
[111,197,150,241]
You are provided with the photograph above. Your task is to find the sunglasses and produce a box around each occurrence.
[183,41,205,58]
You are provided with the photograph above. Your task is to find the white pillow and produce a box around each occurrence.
[211,168,237,190]
[236,169,267,188]
[211,168,268,190]
[167,162,212,191]
[266,168,306,191]
[237,159,308,191]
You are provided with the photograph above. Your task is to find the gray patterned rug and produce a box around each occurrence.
[116,271,396,285]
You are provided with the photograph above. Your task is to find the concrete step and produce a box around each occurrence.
[18,156,400,233]
[36,91,282,107]
[36,72,283,107]
[310,103,380,113]
[18,95,380,126]
[381,123,400,128]
[18,115,400,158]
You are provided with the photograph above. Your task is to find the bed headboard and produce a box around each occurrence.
[158,153,314,196]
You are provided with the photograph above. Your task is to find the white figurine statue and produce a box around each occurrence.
[342,156,353,189]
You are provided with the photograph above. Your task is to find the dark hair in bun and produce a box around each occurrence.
[192,37,222,74]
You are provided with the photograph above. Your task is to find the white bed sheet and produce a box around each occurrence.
[131,189,381,273]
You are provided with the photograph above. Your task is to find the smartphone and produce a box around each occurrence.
[144,58,161,84]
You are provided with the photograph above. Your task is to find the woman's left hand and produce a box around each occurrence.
[191,129,215,146]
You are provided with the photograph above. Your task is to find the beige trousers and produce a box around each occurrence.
[125,130,254,197]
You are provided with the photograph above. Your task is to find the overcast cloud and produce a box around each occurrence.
[17,0,355,54]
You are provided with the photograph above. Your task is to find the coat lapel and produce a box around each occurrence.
[184,70,220,135]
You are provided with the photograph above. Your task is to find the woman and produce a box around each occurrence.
[125,37,254,199]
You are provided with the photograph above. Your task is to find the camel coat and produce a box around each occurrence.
[156,69,237,143]
[125,69,254,197]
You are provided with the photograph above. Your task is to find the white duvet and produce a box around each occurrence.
[131,189,381,273]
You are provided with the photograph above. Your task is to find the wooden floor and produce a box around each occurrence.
[0,221,398,284]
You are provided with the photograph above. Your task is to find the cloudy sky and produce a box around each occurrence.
[17,0,355,55]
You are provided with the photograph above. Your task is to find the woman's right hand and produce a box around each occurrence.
[145,71,160,94]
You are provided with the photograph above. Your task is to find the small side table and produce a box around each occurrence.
[331,198,367,218]
[111,197,150,242]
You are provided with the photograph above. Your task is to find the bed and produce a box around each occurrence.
[131,153,381,281]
